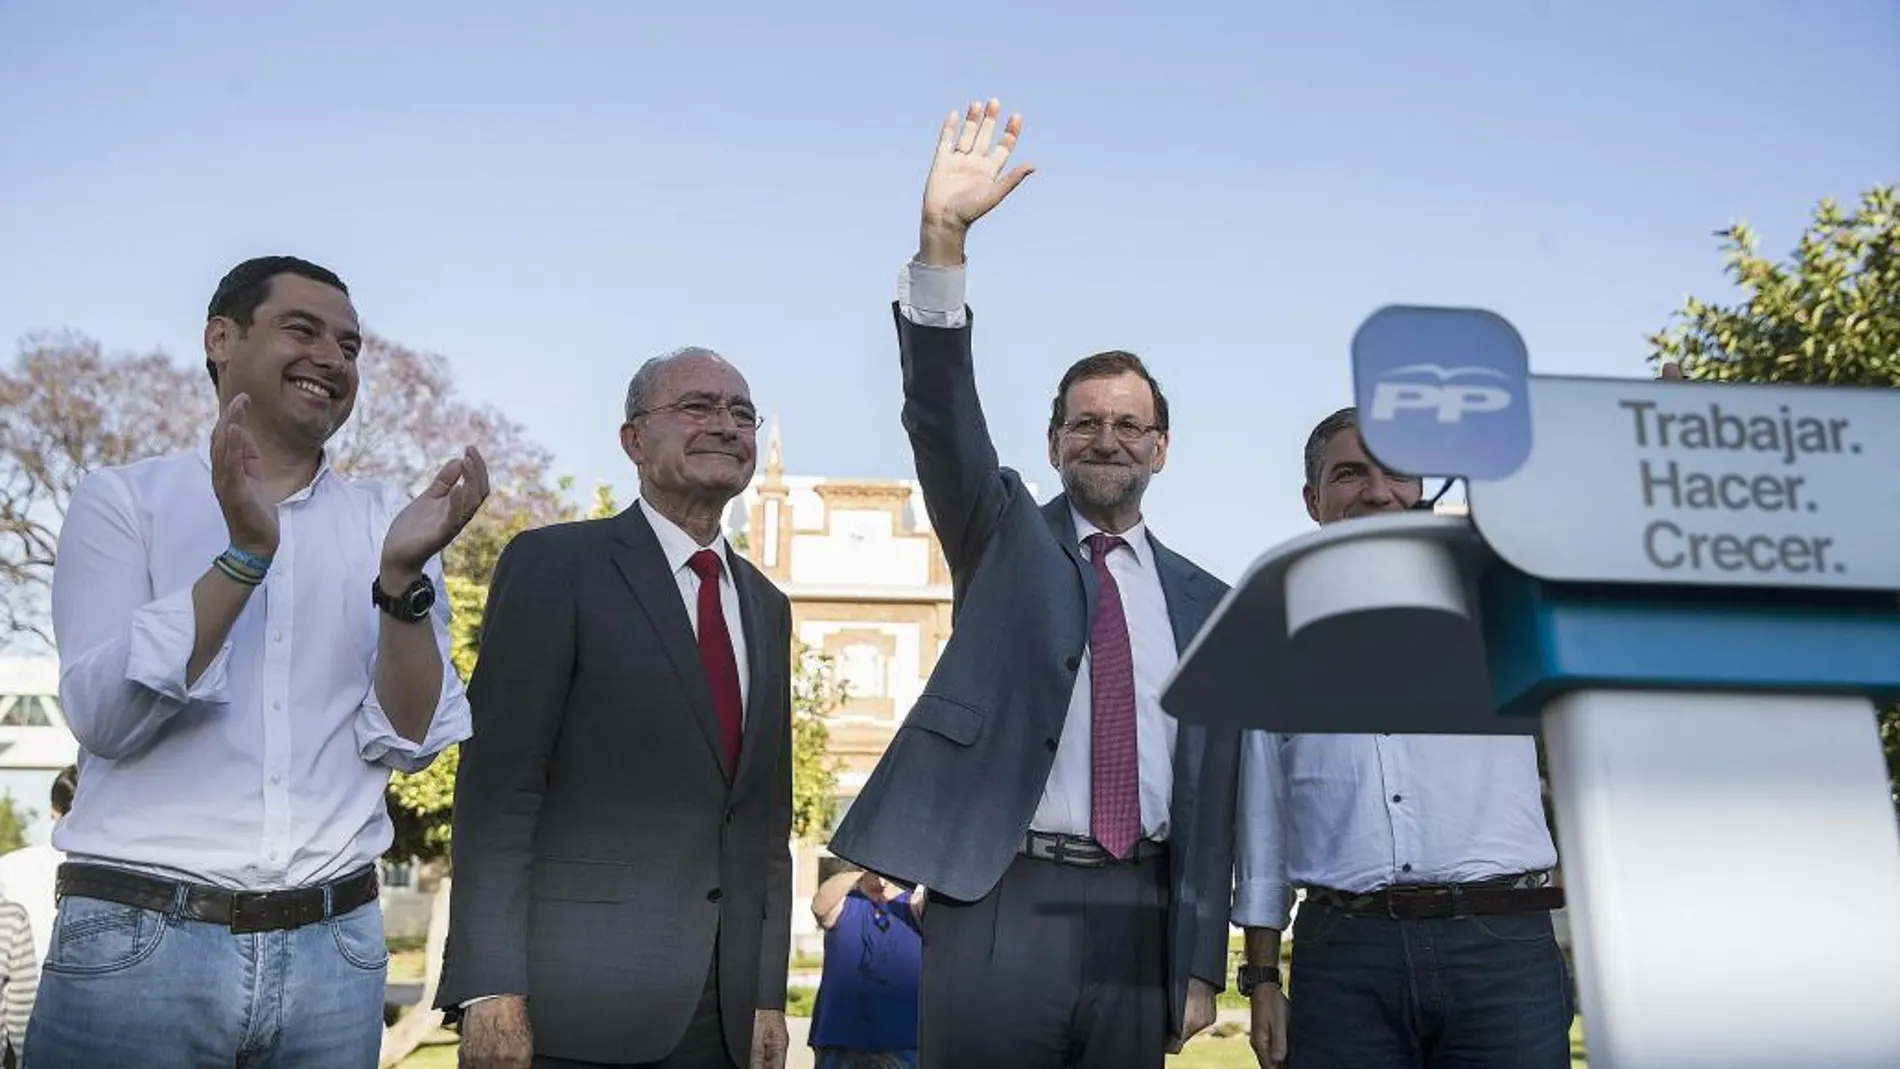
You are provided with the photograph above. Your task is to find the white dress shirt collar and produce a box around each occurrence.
[639,497,732,576]
[1069,506,1151,570]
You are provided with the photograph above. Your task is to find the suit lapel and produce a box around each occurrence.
[1149,532,1211,800]
[729,551,777,788]
[1147,532,1209,657]
[1041,494,1099,612]
[608,506,730,780]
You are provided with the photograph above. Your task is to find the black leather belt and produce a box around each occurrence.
[56,862,380,935]
[1020,830,1166,868]
[1304,872,1564,919]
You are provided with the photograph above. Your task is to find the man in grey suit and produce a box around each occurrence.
[438,348,794,1069]
[827,99,1240,1069]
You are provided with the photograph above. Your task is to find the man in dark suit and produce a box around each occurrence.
[826,99,1241,1069]
[438,347,794,1069]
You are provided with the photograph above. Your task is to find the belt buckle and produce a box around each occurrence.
[1384,884,1454,919]
[230,889,292,934]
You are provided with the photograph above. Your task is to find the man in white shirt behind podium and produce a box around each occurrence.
[1233,406,1573,1069]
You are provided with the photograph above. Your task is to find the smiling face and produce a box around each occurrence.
[1304,423,1422,524]
[1046,364,1170,529]
[204,272,361,448]
[620,351,758,507]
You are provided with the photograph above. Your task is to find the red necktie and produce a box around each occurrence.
[688,550,743,774]
[1085,533,1141,858]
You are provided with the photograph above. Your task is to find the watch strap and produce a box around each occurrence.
[371,574,433,622]
[1236,963,1282,994]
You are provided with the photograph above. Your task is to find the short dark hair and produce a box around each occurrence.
[1304,406,1359,488]
[51,763,76,816]
[204,256,349,386]
[1047,350,1170,433]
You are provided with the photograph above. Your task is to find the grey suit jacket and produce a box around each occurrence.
[436,506,794,1064]
[827,305,1241,1033]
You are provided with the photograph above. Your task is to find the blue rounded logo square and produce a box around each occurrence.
[1351,306,1534,481]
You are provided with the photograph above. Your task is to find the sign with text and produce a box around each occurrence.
[1352,306,1534,481]
[1465,376,1900,591]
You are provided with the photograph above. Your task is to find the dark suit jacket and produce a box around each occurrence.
[436,505,794,1064]
[827,305,1241,1035]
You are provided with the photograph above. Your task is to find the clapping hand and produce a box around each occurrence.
[210,394,280,556]
[380,447,491,579]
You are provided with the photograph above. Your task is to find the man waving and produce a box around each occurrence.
[828,100,1240,1069]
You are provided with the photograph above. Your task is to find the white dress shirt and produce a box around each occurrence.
[899,261,1178,842]
[637,497,750,712]
[1233,731,1559,930]
[49,439,470,890]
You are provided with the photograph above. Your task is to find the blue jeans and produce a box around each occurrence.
[23,892,388,1068]
[1287,901,1574,1069]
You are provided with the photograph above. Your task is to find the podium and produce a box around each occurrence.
[1160,307,1900,1069]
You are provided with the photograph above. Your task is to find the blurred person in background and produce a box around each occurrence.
[0,765,75,969]
[808,868,923,1068]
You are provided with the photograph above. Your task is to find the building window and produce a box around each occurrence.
[0,697,54,728]
[828,793,856,835]
[838,643,887,699]
[764,500,781,568]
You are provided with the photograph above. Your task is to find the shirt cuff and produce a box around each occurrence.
[356,671,471,773]
[896,260,968,328]
[126,584,233,705]
[1232,877,1295,931]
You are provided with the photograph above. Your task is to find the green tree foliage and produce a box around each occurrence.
[0,793,29,855]
[1647,184,1899,807]
[791,642,846,841]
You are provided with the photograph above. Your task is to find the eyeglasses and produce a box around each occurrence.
[629,398,763,430]
[1057,416,1163,443]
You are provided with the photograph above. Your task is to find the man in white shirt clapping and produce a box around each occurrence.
[32,256,487,1067]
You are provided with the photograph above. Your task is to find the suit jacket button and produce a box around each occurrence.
[1045,738,1058,752]
[707,888,723,903]
[724,807,735,824]
[1064,656,1080,671]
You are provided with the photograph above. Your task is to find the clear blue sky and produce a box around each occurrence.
[2,1,1894,583]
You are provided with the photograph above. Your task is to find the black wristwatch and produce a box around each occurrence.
[371,573,436,622]
[1236,963,1281,996]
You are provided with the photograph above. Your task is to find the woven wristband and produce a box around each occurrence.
[224,545,274,572]
[213,554,263,587]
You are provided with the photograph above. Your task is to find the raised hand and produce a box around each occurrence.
[920,98,1033,251]
[380,446,491,578]
[210,394,280,556]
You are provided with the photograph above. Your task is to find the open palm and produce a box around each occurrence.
[381,446,490,574]
[923,98,1034,231]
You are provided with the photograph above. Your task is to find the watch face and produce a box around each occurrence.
[408,582,436,614]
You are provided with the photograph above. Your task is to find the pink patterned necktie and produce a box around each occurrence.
[1085,533,1141,858]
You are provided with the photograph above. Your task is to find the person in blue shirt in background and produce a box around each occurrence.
[809,868,924,1069]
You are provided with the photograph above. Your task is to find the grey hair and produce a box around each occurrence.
[1303,405,1359,488]
[624,346,724,423]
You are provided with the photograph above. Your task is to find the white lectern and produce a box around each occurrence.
[1162,307,1900,1069]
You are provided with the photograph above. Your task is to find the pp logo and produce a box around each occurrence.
[1369,366,1512,424]
[1351,306,1533,481]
